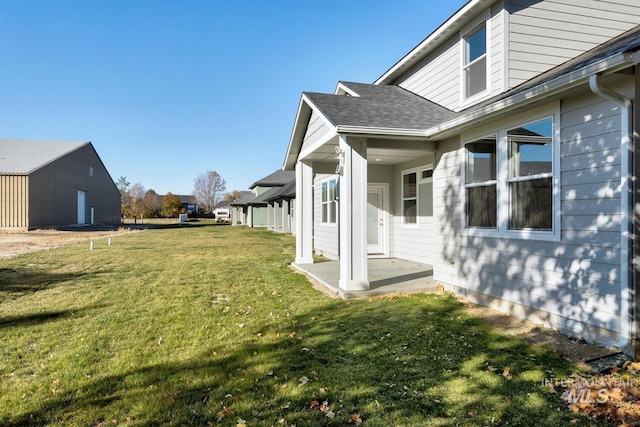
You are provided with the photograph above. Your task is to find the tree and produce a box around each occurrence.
[193,171,227,214]
[116,176,131,215]
[161,192,185,218]
[224,190,242,201]
[142,189,160,218]
[129,183,146,218]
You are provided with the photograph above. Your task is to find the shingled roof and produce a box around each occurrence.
[0,138,90,175]
[228,191,255,206]
[265,179,296,202]
[249,169,295,189]
[304,82,456,130]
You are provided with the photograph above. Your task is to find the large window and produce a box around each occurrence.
[463,111,558,239]
[463,22,487,99]
[464,136,497,228]
[321,178,337,224]
[402,167,434,226]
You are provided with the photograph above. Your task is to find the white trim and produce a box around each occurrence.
[375,0,492,85]
[367,182,390,257]
[335,82,361,96]
[401,164,434,228]
[461,102,561,241]
[319,175,339,227]
[428,53,632,140]
[459,10,492,108]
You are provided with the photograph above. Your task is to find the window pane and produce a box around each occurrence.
[322,203,328,223]
[329,179,337,201]
[509,118,553,177]
[465,137,496,183]
[329,202,337,224]
[466,57,487,97]
[322,182,328,202]
[465,24,486,63]
[404,199,417,224]
[509,178,552,229]
[403,173,417,198]
[418,182,433,217]
[466,185,496,228]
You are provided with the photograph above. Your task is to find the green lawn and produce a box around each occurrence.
[0,224,605,426]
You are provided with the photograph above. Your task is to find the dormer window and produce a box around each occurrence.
[463,22,487,99]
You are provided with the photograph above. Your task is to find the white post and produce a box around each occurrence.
[338,135,369,290]
[295,161,314,264]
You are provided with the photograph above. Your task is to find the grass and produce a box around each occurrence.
[0,223,606,426]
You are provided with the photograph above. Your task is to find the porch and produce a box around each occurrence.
[292,258,437,299]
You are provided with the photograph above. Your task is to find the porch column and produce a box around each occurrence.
[295,160,314,264]
[338,135,369,290]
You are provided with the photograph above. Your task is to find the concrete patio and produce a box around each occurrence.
[292,258,438,299]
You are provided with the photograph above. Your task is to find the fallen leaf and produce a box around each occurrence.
[299,376,309,385]
[348,414,363,425]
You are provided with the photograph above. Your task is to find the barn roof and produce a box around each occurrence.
[0,138,90,175]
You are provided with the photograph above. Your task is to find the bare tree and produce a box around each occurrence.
[193,171,227,214]
[129,183,146,218]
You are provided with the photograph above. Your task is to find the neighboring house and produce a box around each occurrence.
[0,138,121,230]
[283,0,640,353]
[265,178,296,233]
[231,170,295,227]
[176,195,199,214]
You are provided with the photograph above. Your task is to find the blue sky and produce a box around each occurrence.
[0,1,467,195]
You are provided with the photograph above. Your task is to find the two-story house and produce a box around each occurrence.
[283,0,640,353]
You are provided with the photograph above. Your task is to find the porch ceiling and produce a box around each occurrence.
[303,135,436,166]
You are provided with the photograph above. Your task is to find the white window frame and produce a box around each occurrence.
[320,176,338,226]
[460,12,491,107]
[461,103,561,241]
[401,164,434,227]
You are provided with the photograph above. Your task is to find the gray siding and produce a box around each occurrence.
[301,110,332,154]
[28,144,120,228]
[396,3,506,111]
[433,86,628,346]
[392,157,437,264]
[507,0,640,87]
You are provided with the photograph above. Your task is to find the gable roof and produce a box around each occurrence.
[0,138,90,175]
[249,169,295,189]
[376,0,491,85]
[247,186,284,206]
[304,82,456,130]
[229,190,256,206]
[264,178,296,202]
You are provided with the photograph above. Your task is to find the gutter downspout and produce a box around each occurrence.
[589,74,634,355]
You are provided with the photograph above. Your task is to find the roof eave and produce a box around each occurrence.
[375,0,492,85]
[425,52,635,139]
[335,125,428,138]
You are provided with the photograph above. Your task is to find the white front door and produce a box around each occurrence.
[77,190,86,225]
[367,184,388,256]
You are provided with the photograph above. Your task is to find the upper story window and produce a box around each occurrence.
[462,105,560,240]
[462,22,488,100]
[89,166,94,177]
[321,177,337,224]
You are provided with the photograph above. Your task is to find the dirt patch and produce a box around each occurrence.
[0,226,139,259]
